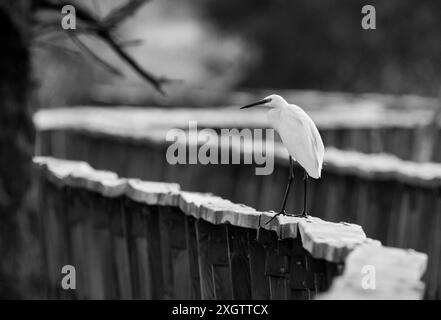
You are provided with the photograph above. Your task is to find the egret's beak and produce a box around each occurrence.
[240,98,272,109]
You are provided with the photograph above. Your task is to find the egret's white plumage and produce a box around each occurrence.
[265,94,324,179]
[240,94,324,217]
[241,94,324,178]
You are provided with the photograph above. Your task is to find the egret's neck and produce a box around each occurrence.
[267,107,282,130]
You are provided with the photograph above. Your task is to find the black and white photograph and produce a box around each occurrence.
[1,0,440,306]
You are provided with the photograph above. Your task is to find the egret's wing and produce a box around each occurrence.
[276,106,324,178]
[307,116,325,170]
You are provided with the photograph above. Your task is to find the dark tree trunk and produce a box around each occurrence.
[0,1,34,298]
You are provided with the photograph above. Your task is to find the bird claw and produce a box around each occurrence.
[283,212,309,218]
[261,210,311,228]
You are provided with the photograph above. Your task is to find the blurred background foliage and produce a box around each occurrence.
[33,0,441,108]
[197,0,441,95]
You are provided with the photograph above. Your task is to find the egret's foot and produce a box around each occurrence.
[296,212,310,218]
[263,210,284,226]
[284,212,301,217]
[283,212,309,218]
[264,210,295,226]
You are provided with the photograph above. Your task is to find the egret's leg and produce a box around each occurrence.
[264,156,294,225]
[302,170,309,216]
[279,156,294,213]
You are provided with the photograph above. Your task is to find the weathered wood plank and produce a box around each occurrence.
[42,183,73,298]
[108,198,133,299]
[158,206,192,299]
[284,238,314,300]
[196,220,215,300]
[319,244,428,300]
[65,189,89,299]
[298,217,370,263]
[258,229,289,300]
[227,226,252,299]
[77,191,104,299]
[185,216,201,299]
[126,179,180,206]
[125,200,152,299]
[92,195,118,299]
[248,230,270,300]
[209,225,233,299]
[35,156,429,300]
[144,205,165,299]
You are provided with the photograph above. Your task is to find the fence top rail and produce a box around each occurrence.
[319,244,427,300]
[34,106,434,133]
[34,156,370,263]
[35,107,441,188]
[34,156,428,299]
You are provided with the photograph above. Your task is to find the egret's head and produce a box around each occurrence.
[240,94,287,110]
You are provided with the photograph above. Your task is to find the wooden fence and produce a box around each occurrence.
[35,105,441,162]
[35,107,441,299]
[34,157,427,299]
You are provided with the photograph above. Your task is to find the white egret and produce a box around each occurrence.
[240,94,324,222]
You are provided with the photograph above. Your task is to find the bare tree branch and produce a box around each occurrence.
[95,29,168,94]
[68,33,124,78]
[33,39,81,57]
[102,0,150,29]
[33,0,171,95]
[117,38,145,48]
